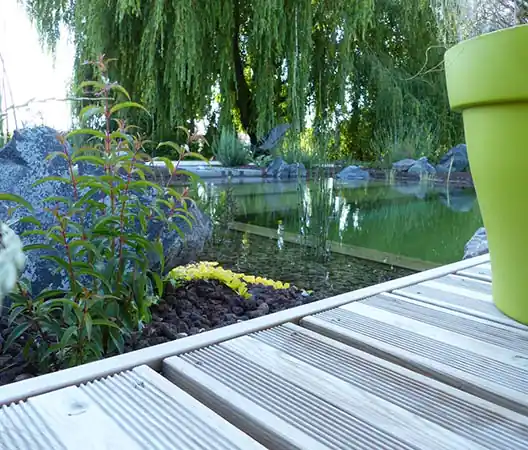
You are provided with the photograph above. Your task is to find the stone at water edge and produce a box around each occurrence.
[408,156,436,175]
[288,162,307,178]
[0,127,212,295]
[436,144,469,173]
[392,158,417,172]
[265,157,289,178]
[265,157,307,178]
[336,165,370,181]
[463,227,488,259]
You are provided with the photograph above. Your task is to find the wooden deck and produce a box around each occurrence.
[2,254,528,449]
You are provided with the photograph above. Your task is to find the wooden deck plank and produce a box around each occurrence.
[0,366,264,450]
[457,262,492,282]
[0,254,490,407]
[394,273,526,329]
[163,323,528,450]
[301,293,528,416]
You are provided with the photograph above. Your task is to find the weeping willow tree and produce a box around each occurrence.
[23,0,461,151]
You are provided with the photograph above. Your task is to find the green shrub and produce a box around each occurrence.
[213,128,252,166]
[1,56,204,371]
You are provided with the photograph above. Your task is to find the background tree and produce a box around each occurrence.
[23,0,464,160]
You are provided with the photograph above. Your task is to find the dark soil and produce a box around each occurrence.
[126,279,313,350]
[0,280,313,386]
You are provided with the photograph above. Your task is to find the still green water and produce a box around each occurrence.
[197,179,483,266]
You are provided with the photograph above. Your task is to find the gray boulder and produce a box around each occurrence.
[463,227,488,259]
[392,158,417,172]
[265,157,307,179]
[265,157,289,178]
[436,144,469,173]
[408,156,436,176]
[336,165,370,181]
[0,127,212,294]
[288,162,307,178]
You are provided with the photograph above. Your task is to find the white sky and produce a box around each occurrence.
[0,0,74,132]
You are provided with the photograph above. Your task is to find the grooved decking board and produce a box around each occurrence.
[393,273,525,329]
[0,365,264,450]
[163,323,528,450]
[301,293,528,416]
[458,262,492,282]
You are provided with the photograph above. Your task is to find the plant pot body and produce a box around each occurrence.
[445,25,528,324]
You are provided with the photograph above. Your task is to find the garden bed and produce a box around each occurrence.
[0,279,313,386]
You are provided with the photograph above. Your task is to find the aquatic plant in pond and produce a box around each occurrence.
[238,181,482,265]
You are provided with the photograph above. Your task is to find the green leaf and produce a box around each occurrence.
[72,155,106,166]
[45,151,70,161]
[171,212,194,230]
[109,130,134,143]
[21,230,47,240]
[42,195,72,205]
[66,128,106,140]
[127,180,163,192]
[74,268,111,290]
[167,222,185,239]
[182,152,210,163]
[0,193,33,211]
[18,216,41,227]
[23,243,55,252]
[93,215,120,231]
[154,157,174,173]
[68,240,97,253]
[110,101,150,116]
[109,326,125,353]
[78,80,105,91]
[171,169,200,182]
[157,141,183,155]
[59,326,77,349]
[151,272,164,298]
[3,323,30,352]
[33,176,72,187]
[108,83,131,100]
[8,305,27,327]
[84,313,93,340]
[35,290,66,301]
[45,298,81,310]
[79,105,105,122]
[91,318,120,329]
[41,255,72,274]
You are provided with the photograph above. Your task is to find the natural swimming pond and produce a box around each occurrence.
[192,178,483,299]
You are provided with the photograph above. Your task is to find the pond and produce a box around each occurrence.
[192,177,483,299]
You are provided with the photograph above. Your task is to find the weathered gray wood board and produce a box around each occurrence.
[302,291,528,416]
[0,365,264,450]
[164,323,528,450]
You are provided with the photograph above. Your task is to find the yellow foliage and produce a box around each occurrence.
[168,261,291,299]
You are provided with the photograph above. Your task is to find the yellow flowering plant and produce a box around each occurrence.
[167,261,291,299]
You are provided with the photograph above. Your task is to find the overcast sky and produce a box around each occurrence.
[0,0,74,132]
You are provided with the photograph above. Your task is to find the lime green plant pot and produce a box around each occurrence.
[445,24,528,324]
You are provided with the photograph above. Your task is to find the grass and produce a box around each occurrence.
[371,118,441,168]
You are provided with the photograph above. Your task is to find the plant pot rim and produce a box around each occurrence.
[445,24,528,111]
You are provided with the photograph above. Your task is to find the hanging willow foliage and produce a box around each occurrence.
[23,0,462,151]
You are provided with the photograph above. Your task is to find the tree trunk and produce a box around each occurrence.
[232,1,258,145]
